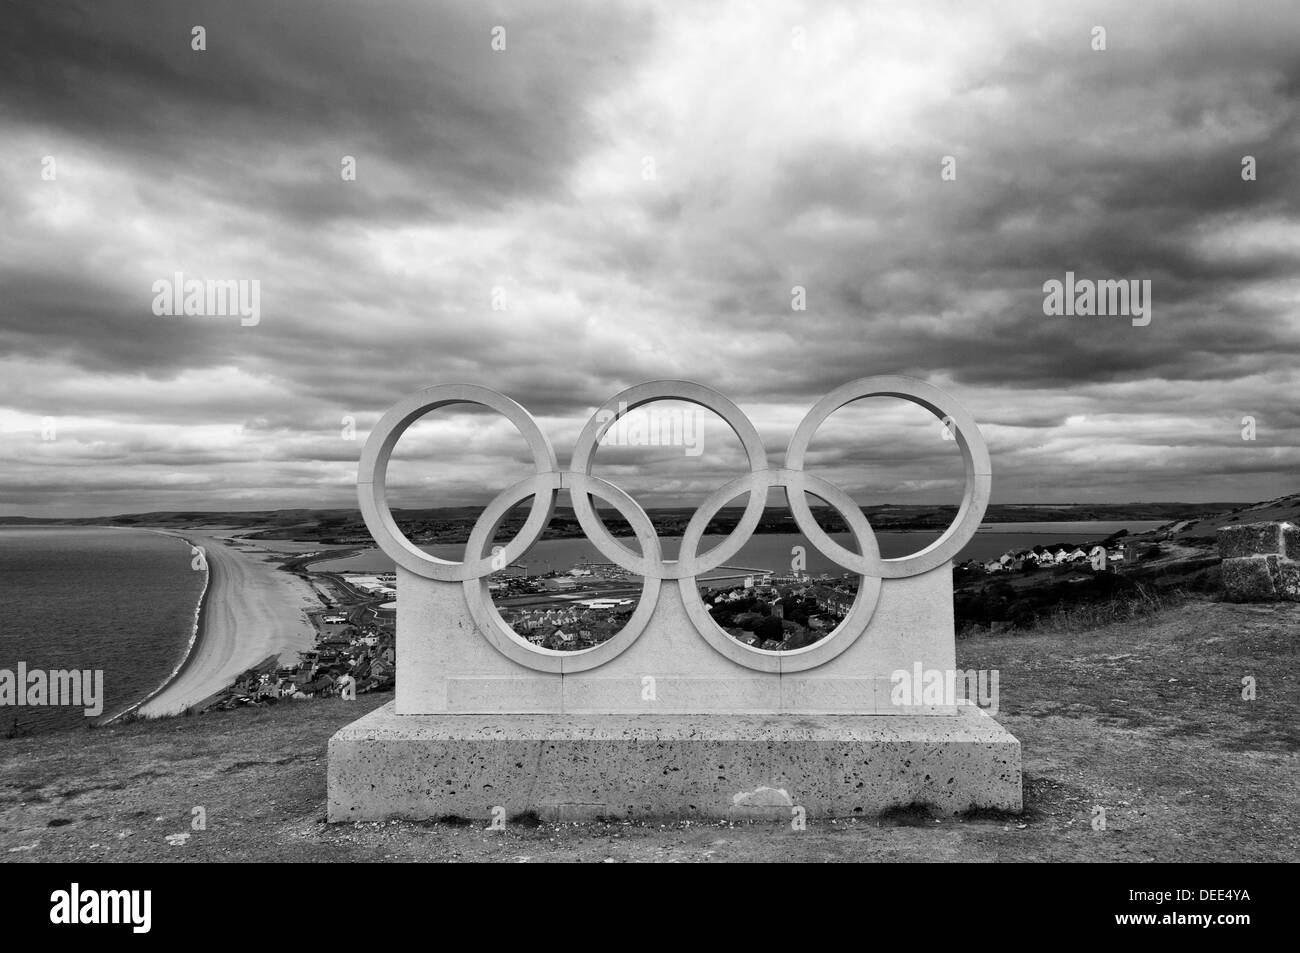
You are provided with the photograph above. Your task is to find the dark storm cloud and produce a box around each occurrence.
[0,0,649,221]
[0,0,1297,515]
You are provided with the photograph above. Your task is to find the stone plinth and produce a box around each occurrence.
[328,702,1023,822]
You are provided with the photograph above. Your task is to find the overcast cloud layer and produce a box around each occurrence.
[2,0,1298,517]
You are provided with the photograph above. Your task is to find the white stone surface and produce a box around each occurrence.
[396,563,956,714]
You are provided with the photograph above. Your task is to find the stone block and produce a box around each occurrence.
[327,702,1023,822]
[1217,522,1284,559]
[1220,555,1280,602]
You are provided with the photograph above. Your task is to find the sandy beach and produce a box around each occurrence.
[135,532,319,718]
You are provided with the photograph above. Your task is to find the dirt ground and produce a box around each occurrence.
[1,599,1296,862]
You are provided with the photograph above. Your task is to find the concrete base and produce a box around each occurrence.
[327,702,1022,822]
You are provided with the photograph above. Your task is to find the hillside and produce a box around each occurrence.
[1154,492,1300,548]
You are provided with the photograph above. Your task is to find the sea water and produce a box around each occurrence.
[0,527,205,734]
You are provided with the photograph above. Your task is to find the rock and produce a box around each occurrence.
[1217,522,1285,559]
[1219,522,1300,603]
[1221,555,1280,602]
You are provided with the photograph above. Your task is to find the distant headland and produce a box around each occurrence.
[0,501,1247,546]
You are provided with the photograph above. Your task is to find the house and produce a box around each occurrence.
[983,560,1003,572]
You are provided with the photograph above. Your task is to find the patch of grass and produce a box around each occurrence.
[1034,585,1191,636]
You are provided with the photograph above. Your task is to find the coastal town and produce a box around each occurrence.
[960,538,1142,574]
[194,570,399,713]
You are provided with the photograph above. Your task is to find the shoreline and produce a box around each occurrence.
[106,529,212,724]
[127,530,319,719]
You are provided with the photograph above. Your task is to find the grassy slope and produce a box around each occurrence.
[1,600,1296,863]
[1161,492,1300,546]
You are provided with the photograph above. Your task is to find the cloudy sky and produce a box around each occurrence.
[2,0,1298,518]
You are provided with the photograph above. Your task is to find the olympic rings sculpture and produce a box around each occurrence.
[358,378,991,675]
